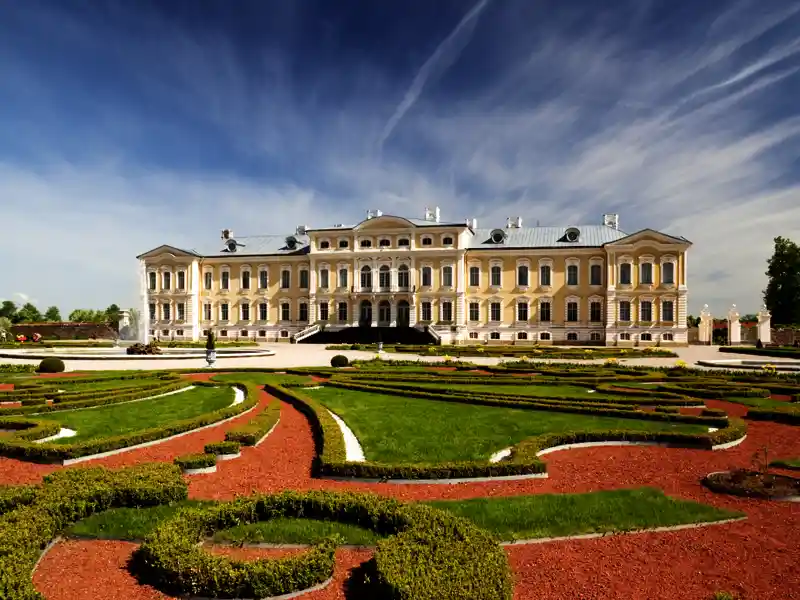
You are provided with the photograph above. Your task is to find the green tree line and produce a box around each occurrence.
[0,302,122,325]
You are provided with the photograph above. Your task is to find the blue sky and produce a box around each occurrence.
[1,0,799,316]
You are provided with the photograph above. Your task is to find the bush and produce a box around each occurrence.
[224,398,281,446]
[174,453,217,470]
[36,357,65,373]
[126,342,162,355]
[203,440,240,455]
[0,364,36,374]
[756,339,763,349]
[331,354,349,368]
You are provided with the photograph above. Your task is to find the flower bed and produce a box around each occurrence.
[702,469,800,499]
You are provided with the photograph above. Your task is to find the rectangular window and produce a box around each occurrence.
[619,301,631,322]
[148,303,156,320]
[281,270,290,289]
[567,301,578,322]
[442,266,453,287]
[517,302,528,322]
[517,265,529,287]
[162,272,171,290]
[319,302,329,321]
[379,268,391,289]
[540,301,551,322]
[469,266,480,287]
[177,303,185,321]
[421,267,432,287]
[662,262,675,284]
[162,303,171,320]
[337,268,348,288]
[590,264,602,286]
[259,302,268,321]
[280,303,290,321]
[641,263,653,285]
[241,271,250,290]
[221,271,230,290]
[320,269,329,289]
[177,271,186,290]
[241,303,250,321]
[490,266,501,287]
[148,272,156,290]
[441,301,453,322]
[490,302,501,322]
[662,300,674,322]
[299,269,309,289]
[421,302,432,321]
[204,272,212,290]
[220,303,229,321]
[398,266,409,288]
[299,303,308,322]
[567,265,579,286]
[259,270,268,289]
[540,265,551,287]
[469,302,480,322]
[203,303,211,321]
[590,301,602,322]
[338,302,348,322]
[640,300,652,322]
[619,263,632,285]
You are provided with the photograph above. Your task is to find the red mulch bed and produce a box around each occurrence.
[0,383,14,391]
[770,394,793,402]
[427,366,457,372]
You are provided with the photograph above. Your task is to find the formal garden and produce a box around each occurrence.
[0,359,798,599]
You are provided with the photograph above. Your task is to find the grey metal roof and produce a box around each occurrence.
[468,225,629,249]
[185,234,310,257]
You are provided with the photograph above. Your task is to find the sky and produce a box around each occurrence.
[1,0,799,317]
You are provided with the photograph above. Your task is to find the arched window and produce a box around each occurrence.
[640,332,652,341]
[590,331,602,341]
[360,239,372,248]
[539,332,551,341]
[490,265,502,287]
[379,265,391,288]
[517,331,528,340]
[517,264,529,287]
[490,331,501,340]
[360,266,372,289]
[398,238,410,247]
[421,266,432,286]
[662,262,675,284]
[442,236,454,246]
[379,239,391,247]
[619,263,632,285]
[398,264,410,288]
[567,332,579,341]
[662,332,674,341]
[442,265,453,287]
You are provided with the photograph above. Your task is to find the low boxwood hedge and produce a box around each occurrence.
[0,365,36,374]
[225,395,281,446]
[174,453,217,470]
[719,346,800,359]
[131,490,513,600]
[203,441,240,455]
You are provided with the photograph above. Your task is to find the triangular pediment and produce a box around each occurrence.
[353,215,416,231]
[604,228,691,247]
[136,244,199,260]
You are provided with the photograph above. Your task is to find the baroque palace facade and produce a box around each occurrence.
[137,208,691,345]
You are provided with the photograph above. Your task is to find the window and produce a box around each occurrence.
[567,301,578,322]
[442,265,453,287]
[517,265,529,287]
[662,332,674,341]
[176,329,184,337]
[241,303,250,321]
[177,271,186,290]
[280,330,288,338]
[640,332,652,341]
[177,303,185,321]
[619,332,631,341]
[220,303,229,321]
[379,265,391,288]
[162,272,171,290]
[319,240,330,249]
[640,300,653,322]
[490,331,501,340]
[590,301,602,322]
[422,237,433,246]
[540,301,551,322]
[338,302,348,322]
[280,303,290,321]
[220,329,228,337]
[338,239,349,249]
[567,332,579,341]
[421,302,432,321]
[398,264,410,288]
[162,329,169,337]
[148,272,157,290]
[299,302,308,322]
[148,303,156,320]
[641,263,653,285]
[567,265,579,286]
[590,331,602,341]
[517,302,529,321]
[590,264,602,286]
[421,266,432,287]
[241,271,250,290]
[469,266,480,287]
[490,302,501,322]
[662,300,674,322]
[338,268,348,288]
[258,330,266,337]
[259,302,268,321]
[299,269,309,289]
[240,329,248,338]
[221,271,230,290]
[360,266,372,289]
[540,332,551,341]
[442,236,454,246]
[540,265,551,287]
[319,302,329,321]
[662,262,675,284]
[490,265,501,287]
[518,331,528,340]
[379,238,391,247]
[469,302,480,321]
[162,303,170,320]
[280,269,290,289]
[204,272,212,290]
[441,301,453,322]
[469,332,479,339]
[619,301,631,322]
[320,268,329,289]
[398,238,410,247]
[360,239,372,248]
[259,270,268,289]
[203,303,211,321]
[619,263,632,285]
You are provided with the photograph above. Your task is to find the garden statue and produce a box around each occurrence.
[205,331,217,367]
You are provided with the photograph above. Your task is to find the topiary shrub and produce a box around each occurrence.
[331,354,349,368]
[37,357,65,373]
[756,339,763,349]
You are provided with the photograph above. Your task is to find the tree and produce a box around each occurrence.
[0,301,16,322]
[68,309,107,323]
[43,306,62,322]
[14,303,43,323]
[763,236,800,326]
[686,315,700,328]
[104,304,122,323]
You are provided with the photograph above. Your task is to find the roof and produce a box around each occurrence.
[190,234,310,257]
[468,225,629,249]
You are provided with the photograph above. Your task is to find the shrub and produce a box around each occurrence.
[331,354,349,368]
[225,398,281,446]
[203,440,240,455]
[126,342,162,355]
[349,343,361,350]
[36,357,65,373]
[174,453,216,470]
[205,331,216,351]
[701,408,728,418]
[0,364,36,374]
[756,339,763,349]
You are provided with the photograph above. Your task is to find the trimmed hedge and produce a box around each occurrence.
[719,346,800,359]
[203,441,240,455]
[131,490,513,600]
[224,394,281,446]
[0,463,187,599]
[36,358,64,374]
[174,453,217,470]
[746,406,800,425]
[0,365,36,374]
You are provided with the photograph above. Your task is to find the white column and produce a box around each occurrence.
[190,260,200,341]
[728,305,741,345]
[308,297,317,323]
[409,302,417,327]
[390,300,397,327]
[757,305,772,344]
[698,304,712,344]
[139,259,150,344]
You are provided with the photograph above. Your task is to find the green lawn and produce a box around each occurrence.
[388,381,627,402]
[48,386,233,443]
[306,387,708,463]
[211,372,313,387]
[56,378,167,392]
[66,488,739,544]
[770,458,800,470]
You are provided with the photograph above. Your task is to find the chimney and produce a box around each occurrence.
[515,216,523,228]
[434,206,441,223]
[603,213,620,230]
[424,207,432,221]
[506,217,512,228]
[221,229,233,240]
[472,218,478,229]
[296,225,307,235]
[375,209,383,217]
[366,209,374,220]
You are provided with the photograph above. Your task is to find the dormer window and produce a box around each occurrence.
[319,240,330,249]
[563,227,580,243]
[489,229,506,244]
[442,236,454,246]
[226,240,237,252]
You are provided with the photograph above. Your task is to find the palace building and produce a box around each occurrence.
[136,208,691,345]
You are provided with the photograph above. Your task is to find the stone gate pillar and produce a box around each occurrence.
[757,305,772,344]
[727,304,741,346]
[698,304,712,345]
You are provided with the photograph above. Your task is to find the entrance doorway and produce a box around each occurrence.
[359,300,372,327]
[397,300,410,327]
[378,301,391,326]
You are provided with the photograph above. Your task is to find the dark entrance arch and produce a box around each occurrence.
[397,300,410,327]
[378,300,391,326]
[359,300,372,327]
